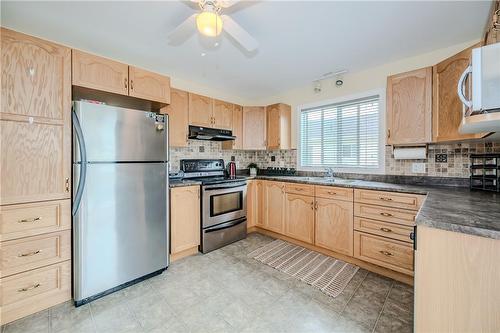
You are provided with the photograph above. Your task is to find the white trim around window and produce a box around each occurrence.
[296,89,386,174]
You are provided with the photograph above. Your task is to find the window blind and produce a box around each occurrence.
[300,95,380,169]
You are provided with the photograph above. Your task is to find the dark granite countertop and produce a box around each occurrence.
[169,179,202,188]
[250,176,500,240]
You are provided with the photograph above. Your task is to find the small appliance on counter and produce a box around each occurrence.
[179,159,247,253]
[226,161,236,178]
[470,153,500,192]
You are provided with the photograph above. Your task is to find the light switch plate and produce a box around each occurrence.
[411,162,426,174]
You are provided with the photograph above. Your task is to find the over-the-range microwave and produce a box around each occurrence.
[458,42,500,134]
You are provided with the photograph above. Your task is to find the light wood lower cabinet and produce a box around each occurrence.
[246,180,257,228]
[284,193,314,243]
[0,260,71,325]
[170,186,200,260]
[262,181,285,233]
[314,198,354,256]
[415,226,500,332]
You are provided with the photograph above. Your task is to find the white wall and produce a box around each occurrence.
[257,39,480,149]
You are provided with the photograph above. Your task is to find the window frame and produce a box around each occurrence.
[296,89,386,174]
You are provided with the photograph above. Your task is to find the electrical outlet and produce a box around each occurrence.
[231,156,235,161]
[271,156,276,162]
[411,163,426,174]
[199,146,204,153]
[435,154,447,163]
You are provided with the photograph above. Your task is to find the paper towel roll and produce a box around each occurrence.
[393,147,427,160]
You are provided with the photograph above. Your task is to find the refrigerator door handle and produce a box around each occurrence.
[72,109,88,216]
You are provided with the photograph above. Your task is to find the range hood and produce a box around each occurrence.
[188,125,236,141]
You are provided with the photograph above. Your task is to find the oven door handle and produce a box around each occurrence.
[204,218,246,233]
[204,183,247,191]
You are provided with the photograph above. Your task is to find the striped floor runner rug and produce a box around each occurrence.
[248,239,359,298]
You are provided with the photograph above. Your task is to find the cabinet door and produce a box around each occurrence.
[1,28,71,204]
[161,88,188,147]
[285,193,314,243]
[170,186,200,254]
[266,104,281,149]
[433,44,486,142]
[247,180,256,228]
[387,67,432,145]
[243,106,266,150]
[222,105,243,150]
[72,49,129,96]
[263,182,285,233]
[188,93,213,127]
[255,181,265,227]
[213,99,233,130]
[315,198,354,256]
[129,66,170,104]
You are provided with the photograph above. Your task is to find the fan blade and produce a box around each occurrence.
[218,0,240,8]
[168,13,197,44]
[181,0,200,9]
[221,15,258,52]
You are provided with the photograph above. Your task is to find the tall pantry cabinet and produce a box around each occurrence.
[0,28,72,324]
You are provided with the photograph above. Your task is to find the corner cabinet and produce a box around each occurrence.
[170,186,200,261]
[161,88,189,147]
[386,67,432,145]
[242,106,267,150]
[432,43,487,142]
[266,103,291,150]
[72,50,170,103]
[1,28,71,205]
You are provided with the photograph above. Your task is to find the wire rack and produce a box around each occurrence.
[470,154,500,192]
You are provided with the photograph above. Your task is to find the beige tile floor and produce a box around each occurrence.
[1,233,414,333]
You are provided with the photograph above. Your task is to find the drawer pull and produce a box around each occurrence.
[18,217,42,223]
[380,212,393,217]
[327,191,336,195]
[380,227,392,233]
[379,250,393,256]
[18,283,41,292]
[379,197,393,201]
[18,250,41,257]
[295,188,303,191]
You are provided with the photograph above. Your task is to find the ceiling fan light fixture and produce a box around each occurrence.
[196,11,223,37]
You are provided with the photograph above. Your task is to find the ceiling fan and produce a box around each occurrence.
[168,0,258,52]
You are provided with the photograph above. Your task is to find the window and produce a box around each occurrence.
[300,95,380,169]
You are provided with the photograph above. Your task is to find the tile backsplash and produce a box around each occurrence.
[171,139,500,178]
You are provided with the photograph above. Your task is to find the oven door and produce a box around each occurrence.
[202,181,247,228]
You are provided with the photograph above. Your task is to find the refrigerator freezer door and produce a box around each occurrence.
[73,101,167,162]
[73,162,168,302]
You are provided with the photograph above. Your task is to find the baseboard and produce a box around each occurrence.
[251,227,414,286]
[170,246,199,262]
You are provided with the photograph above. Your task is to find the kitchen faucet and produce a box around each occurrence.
[325,167,334,179]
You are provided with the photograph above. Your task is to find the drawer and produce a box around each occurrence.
[354,189,425,210]
[284,183,314,196]
[315,185,353,202]
[1,231,71,277]
[354,217,413,243]
[1,260,71,325]
[0,200,71,241]
[354,203,417,226]
[354,231,413,275]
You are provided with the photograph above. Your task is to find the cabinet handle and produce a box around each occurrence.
[310,202,314,210]
[327,191,336,195]
[380,227,392,233]
[314,201,318,210]
[295,188,303,191]
[18,283,41,292]
[379,197,392,201]
[65,178,70,192]
[124,78,128,89]
[130,79,134,90]
[380,212,393,217]
[18,250,41,257]
[387,129,391,139]
[18,217,41,223]
[379,250,393,257]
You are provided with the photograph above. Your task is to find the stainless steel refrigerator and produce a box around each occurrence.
[72,101,169,306]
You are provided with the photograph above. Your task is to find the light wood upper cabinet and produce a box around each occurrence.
[387,67,432,145]
[315,198,354,256]
[223,105,243,150]
[266,103,291,150]
[129,66,170,104]
[285,193,314,244]
[72,49,129,96]
[1,28,71,205]
[432,44,486,142]
[243,106,267,150]
[161,88,188,147]
[213,99,233,130]
[170,186,200,255]
[188,93,213,128]
[263,181,285,234]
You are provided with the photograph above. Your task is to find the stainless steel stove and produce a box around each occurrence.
[179,159,247,253]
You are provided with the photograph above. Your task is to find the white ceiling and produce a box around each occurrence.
[1,1,492,102]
